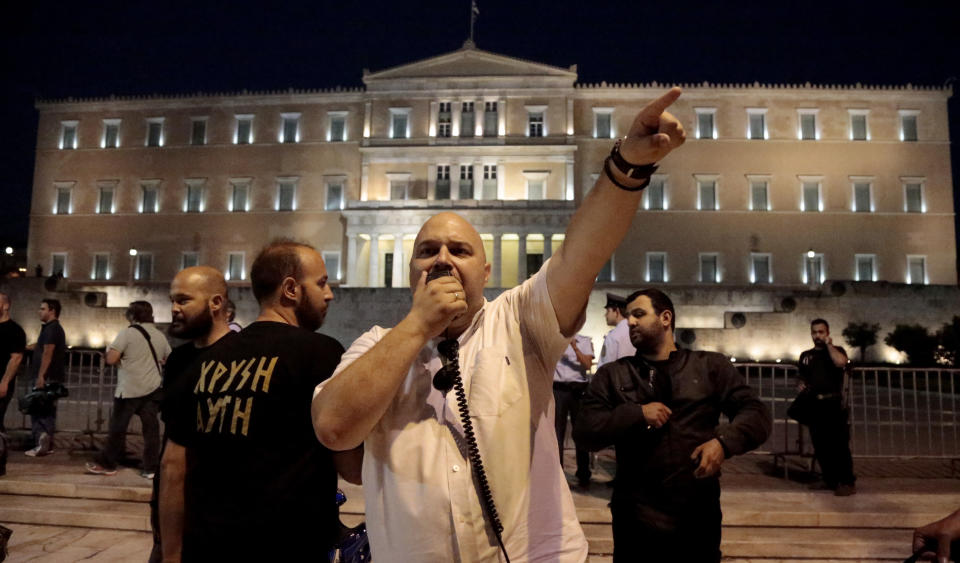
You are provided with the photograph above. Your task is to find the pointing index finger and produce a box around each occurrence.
[641,86,682,117]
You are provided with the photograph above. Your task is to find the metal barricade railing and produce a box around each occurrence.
[2,349,118,439]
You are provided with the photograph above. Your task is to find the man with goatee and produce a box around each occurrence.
[575,288,771,563]
[160,241,361,562]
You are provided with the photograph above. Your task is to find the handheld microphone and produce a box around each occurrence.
[426,267,458,392]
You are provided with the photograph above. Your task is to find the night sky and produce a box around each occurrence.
[2,1,958,252]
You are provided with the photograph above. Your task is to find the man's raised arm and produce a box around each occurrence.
[548,88,685,335]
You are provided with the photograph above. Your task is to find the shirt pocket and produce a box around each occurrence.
[466,347,524,417]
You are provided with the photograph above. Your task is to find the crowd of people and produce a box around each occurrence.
[0,86,956,562]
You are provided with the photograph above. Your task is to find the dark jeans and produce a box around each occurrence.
[808,399,856,488]
[31,405,56,446]
[0,378,14,433]
[553,382,591,483]
[611,499,722,563]
[96,388,162,472]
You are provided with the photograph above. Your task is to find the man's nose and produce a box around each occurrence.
[435,245,453,265]
[324,285,334,302]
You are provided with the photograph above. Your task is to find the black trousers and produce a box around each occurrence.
[611,500,722,563]
[0,376,14,433]
[553,383,590,483]
[95,388,162,472]
[807,400,855,488]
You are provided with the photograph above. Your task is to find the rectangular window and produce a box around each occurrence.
[325,180,344,210]
[51,253,67,278]
[281,113,300,143]
[900,111,919,142]
[802,181,821,212]
[60,121,78,149]
[853,181,872,212]
[323,251,341,281]
[55,187,72,215]
[459,166,474,199]
[646,177,665,210]
[389,177,410,200]
[700,253,718,283]
[236,115,253,144]
[850,111,869,141]
[390,109,410,139]
[461,101,475,137]
[695,108,715,139]
[482,165,497,199]
[907,255,926,284]
[191,118,207,145]
[646,252,666,283]
[750,180,769,211]
[437,102,451,137]
[798,110,817,140]
[483,101,498,137]
[435,165,451,200]
[227,252,245,281]
[804,254,824,284]
[594,109,613,139]
[527,180,544,200]
[102,119,120,148]
[328,112,347,142]
[135,253,153,281]
[146,118,164,147]
[528,111,544,137]
[97,185,115,214]
[751,253,771,284]
[92,253,110,280]
[855,254,876,282]
[231,182,249,212]
[698,178,717,210]
[747,109,766,140]
[181,252,199,270]
[384,253,394,288]
[186,184,204,213]
[277,180,296,211]
[904,181,924,213]
[141,183,158,213]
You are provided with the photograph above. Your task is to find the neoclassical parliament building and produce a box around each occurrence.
[27,43,956,294]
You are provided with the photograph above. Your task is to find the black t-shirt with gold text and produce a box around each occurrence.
[165,321,344,560]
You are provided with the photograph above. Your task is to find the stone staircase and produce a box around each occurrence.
[2,460,959,561]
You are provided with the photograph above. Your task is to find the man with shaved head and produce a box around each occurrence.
[161,243,360,562]
[313,88,687,562]
[149,266,232,562]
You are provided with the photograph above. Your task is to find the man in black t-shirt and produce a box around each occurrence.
[26,299,66,456]
[0,292,27,435]
[160,241,361,562]
[797,318,855,496]
[145,266,233,563]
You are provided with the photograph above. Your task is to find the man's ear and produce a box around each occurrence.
[209,294,224,314]
[661,310,673,329]
[280,277,300,303]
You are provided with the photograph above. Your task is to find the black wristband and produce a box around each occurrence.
[610,138,659,180]
[604,156,650,192]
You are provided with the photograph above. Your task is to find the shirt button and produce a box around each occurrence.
[452,464,460,472]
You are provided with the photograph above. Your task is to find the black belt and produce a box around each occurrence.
[553,381,587,391]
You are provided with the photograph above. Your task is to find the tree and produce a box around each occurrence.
[842,322,880,362]
[936,316,960,367]
[884,324,937,366]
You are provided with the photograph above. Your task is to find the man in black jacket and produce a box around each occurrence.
[575,288,771,563]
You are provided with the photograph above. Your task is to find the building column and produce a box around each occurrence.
[452,102,462,137]
[361,162,370,201]
[565,158,575,201]
[476,102,485,137]
[566,98,575,137]
[497,163,505,199]
[543,234,553,261]
[392,235,403,288]
[363,101,372,141]
[427,164,437,200]
[452,164,461,200]
[498,98,506,137]
[472,162,482,200]
[492,234,502,288]
[368,235,380,287]
[518,235,528,281]
[346,234,358,286]
[429,101,438,140]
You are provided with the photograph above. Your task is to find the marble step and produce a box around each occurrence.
[0,477,151,502]
[0,494,151,531]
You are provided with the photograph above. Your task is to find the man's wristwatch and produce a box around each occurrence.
[604,138,658,192]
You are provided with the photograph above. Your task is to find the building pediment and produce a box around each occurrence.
[363,44,577,91]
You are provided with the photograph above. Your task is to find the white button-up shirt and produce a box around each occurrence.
[598,318,635,367]
[320,262,588,562]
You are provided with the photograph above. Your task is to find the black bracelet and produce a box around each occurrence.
[610,138,659,180]
[603,156,650,192]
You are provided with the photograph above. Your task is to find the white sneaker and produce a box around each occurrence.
[38,433,52,455]
[24,446,41,457]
